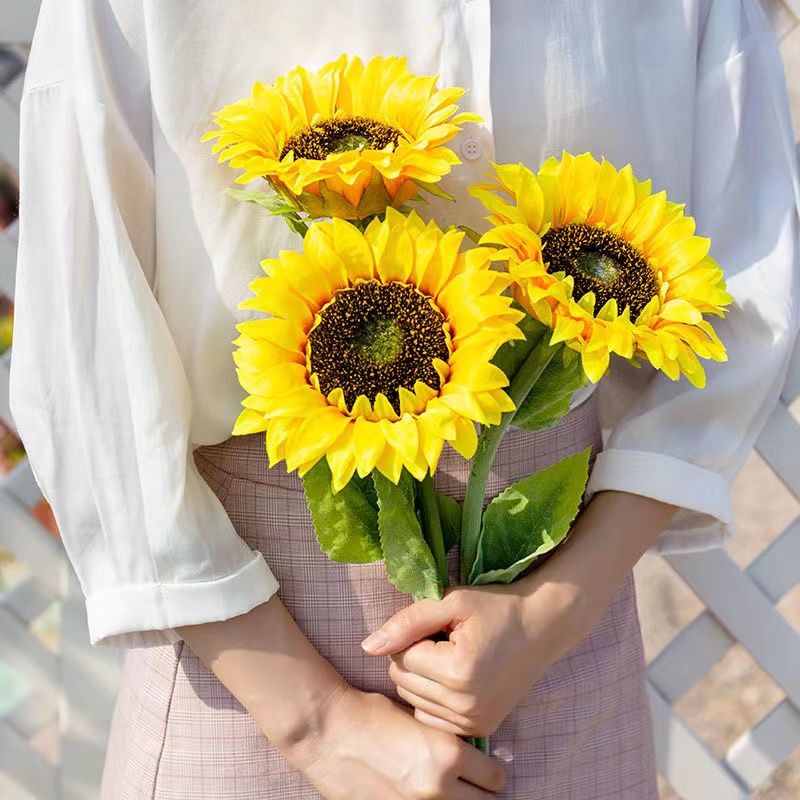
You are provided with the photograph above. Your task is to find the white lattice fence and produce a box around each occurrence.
[648,332,800,798]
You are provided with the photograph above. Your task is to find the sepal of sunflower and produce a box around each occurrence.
[471,152,733,386]
[203,54,481,222]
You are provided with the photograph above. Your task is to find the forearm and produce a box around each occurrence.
[175,594,348,761]
[518,490,677,644]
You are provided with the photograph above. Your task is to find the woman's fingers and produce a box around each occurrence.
[414,706,470,736]
[390,659,452,702]
[453,781,503,800]
[391,638,457,683]
[395,686,472,735]
[361,597,457,656]
[455,740,508,794]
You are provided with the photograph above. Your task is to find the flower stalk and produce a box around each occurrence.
[459,338,559,584]
[420,473,449,593]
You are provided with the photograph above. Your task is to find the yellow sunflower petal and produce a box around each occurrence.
[327,425,359,493]
[581,345,610,383]
[233,408,268,436]
[285,408,351,471]
[266,417,294,465]
[354,417,386,477]
[449,417,479,459]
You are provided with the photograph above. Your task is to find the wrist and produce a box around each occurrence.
[517,490,677,647]
[517,571,591,653]
[266,680,354,768]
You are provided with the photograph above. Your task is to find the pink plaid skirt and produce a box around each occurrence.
[100,393,657,799]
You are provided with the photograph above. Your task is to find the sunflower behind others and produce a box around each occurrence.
[472,153,732,386]
[203,55,480,220]
[232,209,524,491]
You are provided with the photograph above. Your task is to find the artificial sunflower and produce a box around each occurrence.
[203,55,480,220]
[472,152,733,386]
[232,209,523,491]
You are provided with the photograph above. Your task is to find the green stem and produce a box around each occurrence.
[459,339,559,584]
[467,736,490,754]
[420,472,449,593]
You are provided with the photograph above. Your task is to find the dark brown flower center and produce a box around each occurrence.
[281,116,402,161]
[541,224,660,319]
[308,281,449,414]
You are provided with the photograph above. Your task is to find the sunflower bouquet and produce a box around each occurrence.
[205,55,732,755]
[205,55,519,601]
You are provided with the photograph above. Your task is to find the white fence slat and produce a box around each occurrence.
[0,357,13,427]
[1,574,56,624]
[746,517,800,603]
[781,336,800,403]
[0,231,16,297]
[649,686,748,800]
[0,721,57,800]
[0,95,20,168]
[648,612,735,704]
[784,1,800,27]
[3,686,58,741]
[756,401,800,497]
[666,549,800,707]
[726,700,800,790]
[2,459,47,508]
[60,571,121,800]
[0,605,59,688]
[2,68,25,107]
[0,0,42,44]
[0,492,64,587]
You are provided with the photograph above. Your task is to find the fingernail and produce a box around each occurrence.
[361,631,388,653]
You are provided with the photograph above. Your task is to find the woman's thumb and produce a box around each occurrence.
[361,598,454,656]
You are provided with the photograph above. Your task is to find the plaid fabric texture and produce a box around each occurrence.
[100,394,657,799]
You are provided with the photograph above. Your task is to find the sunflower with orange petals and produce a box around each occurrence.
[471,152,732,386]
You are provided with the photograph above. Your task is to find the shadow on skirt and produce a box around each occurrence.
[100,394,658,799]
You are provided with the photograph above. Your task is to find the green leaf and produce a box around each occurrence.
[470,448,591,585]
[226,188,299,216]
[413,179,455,202]
[302,460,382,563]
[318,182,361,219]
[283,215,309,238]
[513,346,588,432]
[457,225,482,245]
[373,471,442,600]
[436,492,462,554]
[355,169,394,217]
[491,311,550,384]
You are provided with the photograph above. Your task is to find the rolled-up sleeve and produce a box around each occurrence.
[9,4,279,648]
[587,3,800,553]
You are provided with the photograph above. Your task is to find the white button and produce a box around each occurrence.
[460,137,483,161]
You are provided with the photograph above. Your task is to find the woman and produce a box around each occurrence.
[10,1,799,797]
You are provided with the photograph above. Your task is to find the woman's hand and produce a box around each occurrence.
[288,686,507,799]
[179,595,505,799]
[360,581,582,738]
[362,491,677,738]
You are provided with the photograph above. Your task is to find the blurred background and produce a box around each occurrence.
[1,2,800,799]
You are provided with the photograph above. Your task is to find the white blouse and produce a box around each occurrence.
[10,0,799,648]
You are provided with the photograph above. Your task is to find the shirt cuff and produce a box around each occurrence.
[585,448,734,554]
[84,550,280,649]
